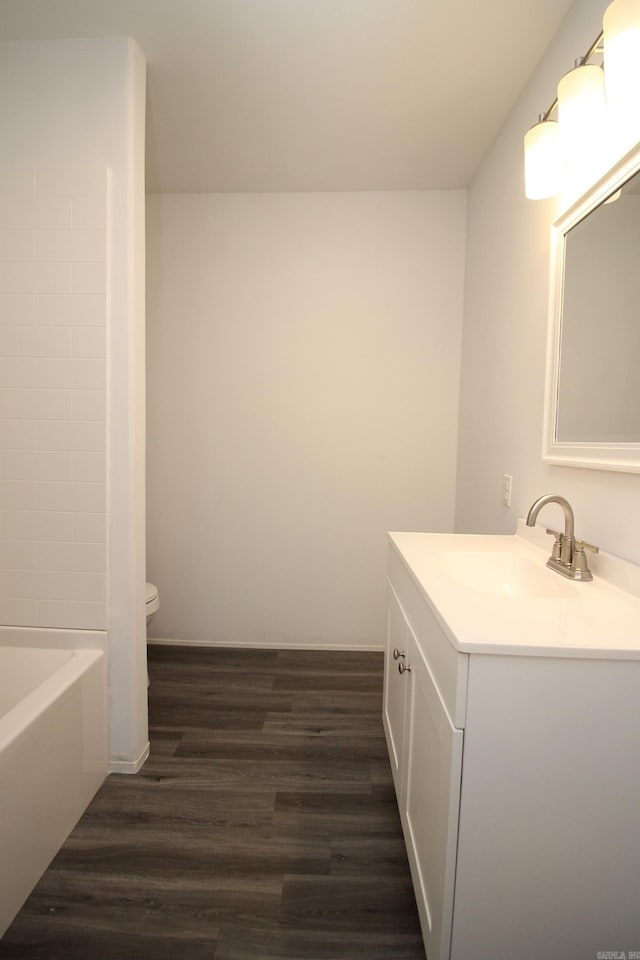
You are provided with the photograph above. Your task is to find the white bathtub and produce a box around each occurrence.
[0,631,108,937]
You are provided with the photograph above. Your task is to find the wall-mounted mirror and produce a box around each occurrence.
[544,141,640,472]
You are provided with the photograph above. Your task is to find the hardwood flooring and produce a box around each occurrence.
[0,646,425,959]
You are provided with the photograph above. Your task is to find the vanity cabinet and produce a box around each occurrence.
[384,534,640,960]
[383,587,409,795]
[384,585,463,960]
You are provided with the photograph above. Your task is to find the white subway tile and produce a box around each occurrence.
[35,451,72,482]
[35,480,105,514]
[72,198,107,230]
[71,452,106,483]
[0,540,40,570]
[37,571,76,601]
[0,322,72,358]
[0,419,37,450]
[36,541,76,571]
[0,388,25,418]
[72,420,106,453]
[0,480,37,509]
[72,327,106,358]
[0,598,38,625]
[0,262,33,294]
[34,600,64,627]
[36,421,76,452]
[35,358,74,388]
[36,419,106,452]
[73,572,106,603]
[0,358,37,388]
[2,569,75,601]
[36,600,107,630]
[73,541,107,574]
[34,197,72,229]
[72,389,105,421]
[0,326,33,357]
[0,229,33,261]
[35,481,77,512]
[35,229,105,263]
[73,482,106,513]
[33,326,73,358]
[0,198,72,230]
[72,512,107,543]
[0,450,39,480]
[2,510,72,541]
[36,166,106,199]
[0,198,35,229]
[0,294,34,325]
[1,570,33,598]
[0,166,34,198]
[0,388,71,420]
[35,293,105,327]
[40,357,106,392]
[72,262,106,296]
[33,262,72,295]
[71,358,106,390]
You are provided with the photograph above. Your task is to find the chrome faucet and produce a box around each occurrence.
[526,494,598,581]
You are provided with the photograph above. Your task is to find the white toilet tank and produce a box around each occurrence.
[146,582,159,623]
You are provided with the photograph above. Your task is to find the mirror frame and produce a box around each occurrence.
[543,140,640,473]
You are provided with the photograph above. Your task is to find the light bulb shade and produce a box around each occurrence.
[604,0,640,146]
[557,63,606,162]
[524,119,562,199]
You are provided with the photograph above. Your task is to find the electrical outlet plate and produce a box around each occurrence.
[502,474,512,507]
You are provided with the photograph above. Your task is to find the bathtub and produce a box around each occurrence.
[0,631,108,937]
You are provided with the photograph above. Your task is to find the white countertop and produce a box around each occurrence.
[389,521,640,659]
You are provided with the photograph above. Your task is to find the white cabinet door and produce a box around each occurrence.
[383,583,409,799]
[402,629,463,960]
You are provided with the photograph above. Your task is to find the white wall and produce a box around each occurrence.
[456,0,640,564]
[0,38,148,769]
[147,191,466,647]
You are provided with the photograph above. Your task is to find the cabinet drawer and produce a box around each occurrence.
[388,545,468,728]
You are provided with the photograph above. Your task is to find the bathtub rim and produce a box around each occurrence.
[0,625,106,651]
[0,631,108,939]
[0,626,150,774]
[0,627,108,755]
[0,646,106,755]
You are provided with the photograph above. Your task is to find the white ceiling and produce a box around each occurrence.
[0,0,576,193]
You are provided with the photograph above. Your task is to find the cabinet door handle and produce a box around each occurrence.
[393,648,405,660]
[398,661,411,675]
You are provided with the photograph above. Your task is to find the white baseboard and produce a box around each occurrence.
[147,637,384,652]
[109,741,150,775]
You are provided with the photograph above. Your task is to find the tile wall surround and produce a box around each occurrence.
[0,165,108,631]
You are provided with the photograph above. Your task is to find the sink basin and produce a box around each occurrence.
[442,551,578,599]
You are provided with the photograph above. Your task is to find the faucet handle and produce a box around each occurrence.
[571,539,599,580]
[575,539,599,555]
[545,528,563,560]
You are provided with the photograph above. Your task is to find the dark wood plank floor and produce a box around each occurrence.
[0,646,425,959]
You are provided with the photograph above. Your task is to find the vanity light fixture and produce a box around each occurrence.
[524,0,640,199]
[557,58,606,162]
[604,0,640,143]
[523,114,562,199]
[524,33,603,199]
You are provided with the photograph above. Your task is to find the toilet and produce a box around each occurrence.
[145,582,159,688]
[146,582,160,625]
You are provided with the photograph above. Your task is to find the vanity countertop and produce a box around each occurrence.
[389,520,640,659]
